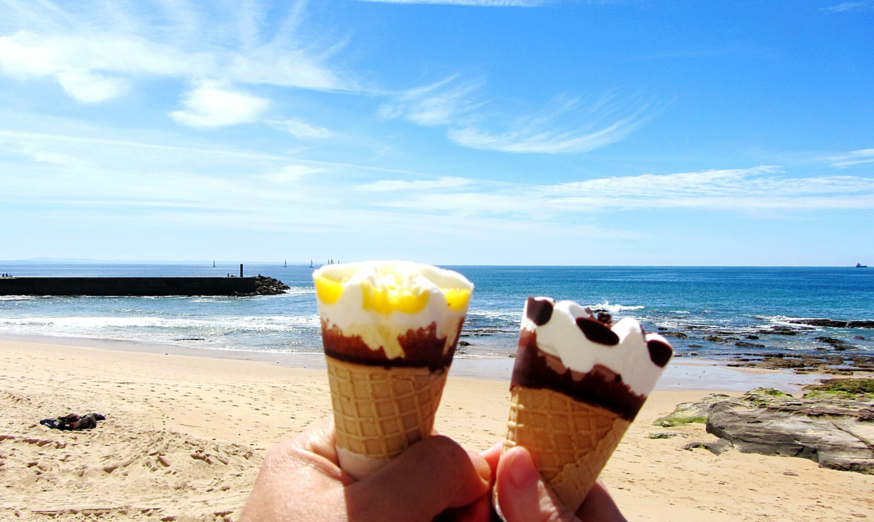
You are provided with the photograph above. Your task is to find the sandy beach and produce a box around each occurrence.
[1,338,872,521]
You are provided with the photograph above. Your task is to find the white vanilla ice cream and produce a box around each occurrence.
[313,261,473,360]
[521,298,672,397]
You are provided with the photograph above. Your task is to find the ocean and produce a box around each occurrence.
[1,264,872,360]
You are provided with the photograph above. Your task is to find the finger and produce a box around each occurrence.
[495,446,578,522]
[286,416,346,482]
[433,494,492,522]
[575,480,627,522]
[295,417,338,461]
[480,442,503,483]
[347,435,492,521]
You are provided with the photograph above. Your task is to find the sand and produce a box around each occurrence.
[1,338,872,521]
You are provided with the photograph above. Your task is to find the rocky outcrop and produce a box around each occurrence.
[251,275,289,296]
[657,382,874,474]
[789,319,874,329]
[682,439,732,455]
[727,352,874,374]
[654,393,732,427]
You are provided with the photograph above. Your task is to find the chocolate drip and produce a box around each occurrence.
[526,297,555,326]
[510,330,646,421]
[320,320,455,372]
[646,339,673,368]
[575,317,620,346]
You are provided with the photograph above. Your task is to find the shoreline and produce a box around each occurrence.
[0,332,826,392]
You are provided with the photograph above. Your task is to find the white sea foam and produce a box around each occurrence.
[466,310,522,322]
[590,301,645,313]
[761,315,821,330]
[0,314,321,335]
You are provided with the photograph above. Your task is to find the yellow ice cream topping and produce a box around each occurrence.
[361,280,429,314]
[443,288,472,311]
[314,275,344,305]
[314,265,472,314]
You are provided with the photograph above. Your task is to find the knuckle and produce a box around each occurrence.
[425,435,466,465]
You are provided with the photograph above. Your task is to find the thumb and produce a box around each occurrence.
[495,446,578,522]
[347,435,491,522]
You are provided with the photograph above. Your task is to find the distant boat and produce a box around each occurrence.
[212,260,215,267]
[857,263,868,268]
[310,259,314,268]
[284,260,287,268]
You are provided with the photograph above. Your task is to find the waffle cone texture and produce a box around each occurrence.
[326,355,448,479]
[502,385,631,513]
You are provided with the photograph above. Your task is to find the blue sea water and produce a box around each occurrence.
[1,264,872,360]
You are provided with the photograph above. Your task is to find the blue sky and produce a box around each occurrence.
[0,0,872,265]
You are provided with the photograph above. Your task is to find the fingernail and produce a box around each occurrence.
[507,448,539,490]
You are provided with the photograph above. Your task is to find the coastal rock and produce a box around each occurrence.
[667,382,874,474]
[850,321,874,328]
[648,432,684,439]
[251,276,290,296]
[735,341,765,348]
[816,336,851,349]
[791,319,850,328]
[789,319,874,329]
[728,352,874,374]
[756,326,799,336]
[682,439,732,455]
[654,393,732,427]
[662,331,688,339]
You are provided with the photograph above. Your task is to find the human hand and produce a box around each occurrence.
[240,417,493,522]
[482,444,627,522]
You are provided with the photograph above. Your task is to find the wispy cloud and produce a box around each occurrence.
[0,0,349,105]
[264,165,326,183]
[268,119,333,139]
[356,0,548,5]
[545,167,874,209]
[6,126,870,219]
[169,81,271,128]
[357,177,470,191]
[828,148,874,167]
[449,94,656,154]
[2,124,873,264]
[367,166,874,216]
[821,1,874,13]
[380,77,655,154]
[378,76,483,126]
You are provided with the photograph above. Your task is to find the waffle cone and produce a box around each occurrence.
[326,356,448,479]
[502,386,631,513]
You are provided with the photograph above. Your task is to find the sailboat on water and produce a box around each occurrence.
[310,259,314,268]
[212,260,215,267]
[284,260,287,268]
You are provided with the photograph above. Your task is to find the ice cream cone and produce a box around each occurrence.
[502,386,631,511]
[313,262,473,479]
[496,296,673,515]
[326,355,448,479]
